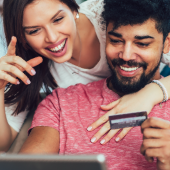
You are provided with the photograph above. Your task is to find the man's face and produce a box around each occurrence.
[106,19,164,95]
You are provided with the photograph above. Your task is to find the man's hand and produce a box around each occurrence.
[140,117,170,170]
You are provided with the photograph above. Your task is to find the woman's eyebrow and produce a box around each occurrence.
[23,10,63,30]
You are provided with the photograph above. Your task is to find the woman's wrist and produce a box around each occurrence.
[138,82,164,106]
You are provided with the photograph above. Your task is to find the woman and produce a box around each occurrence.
[0,0,170,152]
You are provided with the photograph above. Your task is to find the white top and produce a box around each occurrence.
[2,0,170,132]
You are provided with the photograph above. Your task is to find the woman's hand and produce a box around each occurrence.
[0,36,43,89]
[87,83,162,144]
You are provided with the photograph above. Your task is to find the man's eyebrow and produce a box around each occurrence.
[135,35,154,40]
[23,10,63,30]
[108,31,122,38]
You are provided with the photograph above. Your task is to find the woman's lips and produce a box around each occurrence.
[46,38,67,58]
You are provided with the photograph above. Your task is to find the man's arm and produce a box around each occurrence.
[19,126,60,154]
[140,117,170,170]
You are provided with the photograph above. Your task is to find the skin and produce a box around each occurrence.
[87,19,170,145]
[141,117,170,170]
[0,37,43,151]
[20,19,170,170]
[1,0,170,152]
[0,0,100,151]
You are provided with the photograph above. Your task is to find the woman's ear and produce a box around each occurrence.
[163,33,170,54]
[73,11,79,20]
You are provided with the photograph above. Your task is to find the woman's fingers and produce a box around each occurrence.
[1,55,36,76]
[27,57,43,68]
[7,36,17,56]
[87,109,115,131]
[114,127,132,142]
[101,99,120,111]
[0,70,19,85]
[90,125,132,145]
[90,121,111,143]
[0,63,31,85]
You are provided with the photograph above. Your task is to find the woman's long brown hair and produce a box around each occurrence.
[3,0,79,115]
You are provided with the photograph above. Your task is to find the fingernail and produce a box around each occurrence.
[91,137,96,143]
[87,126,92,131]
[17,80,20,85]
[31,69,36,75]
[101,105,106,107]
[26,79,31,84]
[100,139,105,144]
[115,137,120,142]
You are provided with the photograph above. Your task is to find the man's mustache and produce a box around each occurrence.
[111,59,148,70]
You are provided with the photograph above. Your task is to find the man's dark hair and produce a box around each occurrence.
[102,0,170,41]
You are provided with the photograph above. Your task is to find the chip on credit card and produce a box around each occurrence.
[109,111,147,129]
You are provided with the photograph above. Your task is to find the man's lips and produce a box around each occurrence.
[117,65,142,77]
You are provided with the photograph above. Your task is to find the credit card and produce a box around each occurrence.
[109,111,147,129]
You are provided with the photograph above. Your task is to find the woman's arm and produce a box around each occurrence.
[0,88,18,151]
[0,37,42,151]
[87,75,170,144]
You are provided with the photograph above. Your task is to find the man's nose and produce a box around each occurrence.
[119,43,136,61]
[45,26,58,43]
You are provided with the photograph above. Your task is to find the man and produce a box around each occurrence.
[20,0,170,169]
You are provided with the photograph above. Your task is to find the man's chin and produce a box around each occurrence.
[109,70,152,95]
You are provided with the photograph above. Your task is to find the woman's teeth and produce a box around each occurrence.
[49,40,66,52]
[120,65,139,72]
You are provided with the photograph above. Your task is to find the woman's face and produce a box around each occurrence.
[23,0,78,63]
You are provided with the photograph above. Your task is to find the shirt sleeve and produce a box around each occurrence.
[5,104,28,132]
[29,90,60,133]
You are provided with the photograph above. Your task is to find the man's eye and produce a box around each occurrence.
[110,39,122,43]
[27,29,40,35]
[54,17,63,23]
[137,42,150,47]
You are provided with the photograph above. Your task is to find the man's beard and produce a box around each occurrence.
[108,57,161,95]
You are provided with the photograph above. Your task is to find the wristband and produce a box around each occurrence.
[152,80,168,103]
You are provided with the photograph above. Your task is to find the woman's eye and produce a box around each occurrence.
[27,29,40,35]
[137,42,150,47]
[54,17,63,23]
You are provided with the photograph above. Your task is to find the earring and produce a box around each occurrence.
[76,13,79,19]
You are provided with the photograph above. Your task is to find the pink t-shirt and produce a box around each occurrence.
[30,79,170,170]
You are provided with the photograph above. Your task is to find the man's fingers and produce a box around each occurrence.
[7,36,17,56]
[143,128,168,139]
[141,117,170,133]
[100,99,120,111]
[141,147,168,164]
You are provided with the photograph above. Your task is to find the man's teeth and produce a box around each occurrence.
[49,40,66,52]
[120,65,139,71]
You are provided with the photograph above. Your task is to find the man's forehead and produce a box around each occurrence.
[107,19,163,39]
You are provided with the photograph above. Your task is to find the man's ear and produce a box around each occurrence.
[163,33,170,54]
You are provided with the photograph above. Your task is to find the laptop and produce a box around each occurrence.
[0,154,107,170]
